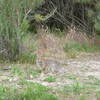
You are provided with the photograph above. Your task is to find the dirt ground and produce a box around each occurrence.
[0,53,100,88]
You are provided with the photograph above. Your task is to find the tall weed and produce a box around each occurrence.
[0,0,43,61]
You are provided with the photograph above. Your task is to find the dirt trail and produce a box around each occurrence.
[31,53,100,88]
[0,53,100,89]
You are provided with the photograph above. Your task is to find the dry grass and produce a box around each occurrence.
[35,27,100,68]
[36,27,97,53]
[65,27,95,46]
[36,28,66,58]
[36,28,66,70]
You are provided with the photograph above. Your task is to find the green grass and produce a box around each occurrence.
[11,65,22,75]
[26,68,42,78]
[0,83,59,100]
[62,74,77,80]
[44,76,56,82]
[96,89,100,100]
[51,28,65,37]
[18,53,37,64]
[1,64,100,100]
[59,79,100,100]
[18,34,37,64]
[96,35,100,39]
[86,77,100,86]
[11,65,42,79]
[63,82,86,94]
[66,50,78,58]
[78,96,86,100]
[0,86,6,100]
[64,42,100,53]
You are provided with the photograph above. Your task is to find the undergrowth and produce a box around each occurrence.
[64,42,100,53]
[0,83,59,100]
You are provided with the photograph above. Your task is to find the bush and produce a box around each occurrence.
[0,0,43,61]
[95,13,100,34]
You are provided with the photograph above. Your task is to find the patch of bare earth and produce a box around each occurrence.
[0,53,100,86]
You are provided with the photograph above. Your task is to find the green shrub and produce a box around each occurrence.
[0,84,58,100]
[0,0,43,61]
